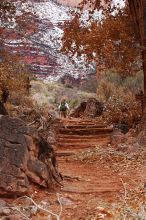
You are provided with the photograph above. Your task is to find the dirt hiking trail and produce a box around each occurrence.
[55,118,113,151]
[42,118,146,220]
[8,118,146,220]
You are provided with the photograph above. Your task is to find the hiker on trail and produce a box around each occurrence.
[58,98,69,118]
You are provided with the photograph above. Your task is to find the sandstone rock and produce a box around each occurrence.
[2,208,11,216]
[137,133,146,146]
[59,74,82,87]
[114,123,129,134]
[57,197,74,206]
[40,200,51,209]
[111,132,126,146]
[47,130,56,146]
[84,98,103,118]
[70,101,86,118]
[0,116,61,196]
[3,215,21,220]
[0,199,7,208]
[96,206,113,219]
[70,98,103,118]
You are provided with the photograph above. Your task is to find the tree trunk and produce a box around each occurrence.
[143,1,146,107]
[128,0,146,109]
[0,87,9,115]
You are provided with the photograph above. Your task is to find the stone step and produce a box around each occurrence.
[57,134,112,139]
[57,119,104,125]
[57,118,99,122]
[57,138,111,148]
[56,135,111,143]
[55,118,113,149]
[57,139,110,144]
[60,124,107,129]
[63,121,103,124]
[58,127,113,135]
[56,151,76,157]
[55,122,101,127]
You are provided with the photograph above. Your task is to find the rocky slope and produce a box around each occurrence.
[1,0,95,83]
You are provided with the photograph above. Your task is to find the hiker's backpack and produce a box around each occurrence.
[60,102,67,111]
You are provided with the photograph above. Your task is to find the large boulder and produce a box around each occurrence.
[0,116,61,196]
[70,102,86,118]
[84,98,103,118]
[70,98,103,118]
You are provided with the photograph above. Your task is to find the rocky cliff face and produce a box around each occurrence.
[0,116,61,196]
[1,0,95,84]
[57,0,82,7]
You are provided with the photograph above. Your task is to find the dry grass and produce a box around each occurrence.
[30,80,96,110]
[96,71,143,126]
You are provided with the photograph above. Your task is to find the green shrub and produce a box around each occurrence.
[97,71,143,126]
[65,84,73,89]
[102,90,141,126]
[80,76,98,93]
[122,71,143,93]
[69,99,79,109]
